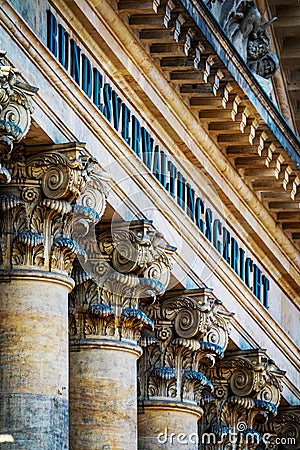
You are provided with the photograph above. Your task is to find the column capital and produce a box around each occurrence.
[260,405,300,449]
[199,349,285,449]
[0,143,108,275]
[138,288,233,407]
[97,219,175,289]
[0,51,37,183]
[69,220,175,343]
[69,268,164,342]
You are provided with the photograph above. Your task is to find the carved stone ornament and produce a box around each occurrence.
[137,289,233,407]
[0,51,37,183]
[69,221,175,342]
[0,143,108,275]
[199,349,285,449]
[97,220,175,289]
[206,0,279,79]
[259,406,300,450]
[69,267,164,343]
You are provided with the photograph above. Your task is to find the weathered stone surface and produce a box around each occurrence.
[0,275,71,449]
[0,394,68,450]
[206,0,279,79]
[138,288,233,449]
[0,52,36,183]
[199,349,285,449]
[70,341,141,450]
[69,220,174,449]
[138,401,203,450]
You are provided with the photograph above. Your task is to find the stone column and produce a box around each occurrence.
[0,56,108,449]
[199,349,285,450]
[138,289,233,450]
[69,221,174,450]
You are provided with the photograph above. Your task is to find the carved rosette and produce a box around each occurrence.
[0,145,108,275]
[199,349,285,449]
[69,221,174,343]
[138,289,233,408]
[0,51,37,183]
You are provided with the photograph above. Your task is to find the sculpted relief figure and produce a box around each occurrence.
[207,0,279,79]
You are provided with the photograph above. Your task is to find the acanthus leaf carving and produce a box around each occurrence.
[258,406,300,450]
[138,288,233,409]
[68,251,166,342]
[0,144,108,275]
[97,220,174,289]
[0,52,36,183]
[199,349,285,449]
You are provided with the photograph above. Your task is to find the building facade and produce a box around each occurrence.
[0,0,299,449]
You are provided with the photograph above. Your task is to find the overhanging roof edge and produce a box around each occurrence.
[180,0,300,168]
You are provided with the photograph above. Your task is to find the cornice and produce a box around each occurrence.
[181,0,300,163]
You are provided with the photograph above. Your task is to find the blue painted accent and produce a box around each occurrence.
[187,183,195,220]
[112,91,122,131]
[222,227,231,264]
[93,68,103,112]
[70,39,81,85]
[47,10,58,57]
[141,127,154,170]
[58,24,69,70]
[82,55,92,98]
[213,218,222,253]
[46,9,272,307]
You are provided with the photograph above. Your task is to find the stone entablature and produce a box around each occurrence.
[206,0,279,79]
[112,0,300,250]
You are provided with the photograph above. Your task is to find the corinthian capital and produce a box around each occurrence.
[138,288,233,407]
[97,220,174,289]
[259,406,300,450]
[69,265,164,343]
[199,349,285,449]
[0,143,108,275]
[69,221,174,342]
[0,51,37,183]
